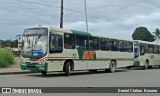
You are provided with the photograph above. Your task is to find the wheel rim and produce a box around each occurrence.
[110,62,116,72]
[145,62,148,69]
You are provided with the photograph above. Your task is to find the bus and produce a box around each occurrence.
[134,40,160,69]
[20,26,134,76]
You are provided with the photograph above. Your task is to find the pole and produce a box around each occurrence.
[60,0,64,28]
[84,0,88,32]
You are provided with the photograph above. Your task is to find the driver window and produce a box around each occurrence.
[49,34,63,53]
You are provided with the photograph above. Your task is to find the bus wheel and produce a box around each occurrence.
[64,62,71,76]
[41,71,47,76]
[109,61,116,73]
[144,61,149,70]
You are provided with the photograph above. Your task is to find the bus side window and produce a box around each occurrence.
[148,44,154,54]
[140,44,145,55]
[64,33,75,49]
[119,40,127,52]
[158,46,160,53]
[127,41,133,52]
[100,38,110,51]
[154,45,158,54]
[89,36,99,50]
[76,35,88,50]
[110,39,119,51]
[49,34,63,53]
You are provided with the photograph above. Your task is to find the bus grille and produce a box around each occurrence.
[27,66,36,68]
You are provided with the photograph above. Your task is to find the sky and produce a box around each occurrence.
[0,0,160,40]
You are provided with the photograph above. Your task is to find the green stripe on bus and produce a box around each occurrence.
[71,30,91,36]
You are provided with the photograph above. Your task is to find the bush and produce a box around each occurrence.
[0,48,15,68]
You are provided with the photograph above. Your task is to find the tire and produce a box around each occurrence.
[41,71,47,76]
[109,61,116,73]
[64,62,71,76]
[159,65,160,68]
[144,61,149,70]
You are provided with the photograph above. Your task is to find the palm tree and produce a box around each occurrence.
[153,28,160,44]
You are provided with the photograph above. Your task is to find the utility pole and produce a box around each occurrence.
[84,0,88,32]
[60,0,64,28]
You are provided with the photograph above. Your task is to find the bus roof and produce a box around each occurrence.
[134,40,158,45]
[26,25,133,42]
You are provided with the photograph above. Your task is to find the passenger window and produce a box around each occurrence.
[76,35,88,49]
[154,45,158,54]
[49,34,63,53]
[140,43,145,55]
[110,39,119,51]
[88,37,99,50]
[64,33,75,49]
[127,41,133,52]
[100,38,110,51]
[148,45,154,53]
[119,40,127,52]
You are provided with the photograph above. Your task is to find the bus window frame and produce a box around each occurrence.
[49,34,63,53]
[88,36,99,50]
[64,33,75,49]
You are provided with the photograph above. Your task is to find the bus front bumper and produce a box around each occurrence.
[20,62,48,72]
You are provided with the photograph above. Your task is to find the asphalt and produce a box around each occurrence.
[0,68,160,96]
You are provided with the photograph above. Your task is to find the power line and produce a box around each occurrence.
[13,0,132,29]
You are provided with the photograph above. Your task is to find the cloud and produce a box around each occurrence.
[0,0,160,40]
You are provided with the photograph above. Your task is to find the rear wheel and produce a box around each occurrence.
[144,61,149,70]
[109,61,116,73]
[64,62,71,76]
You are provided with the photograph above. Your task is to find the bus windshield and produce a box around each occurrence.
[21,28,48,59]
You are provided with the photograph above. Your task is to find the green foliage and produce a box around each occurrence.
[132,27,154,42]
[0,40,12,48]
[153,28,160,43]
[0,48,15,68]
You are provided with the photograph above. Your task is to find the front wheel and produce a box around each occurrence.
[144,61,149,70]
[109,61,116,73]
[64,62,71,76]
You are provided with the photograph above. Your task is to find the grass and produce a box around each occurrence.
[0,48,15,68]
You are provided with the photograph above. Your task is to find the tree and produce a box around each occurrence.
[153,28,160,44]
[132,27,154,42]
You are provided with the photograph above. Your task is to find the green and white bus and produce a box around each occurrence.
[20,26,134,76]
[134,40,160,69]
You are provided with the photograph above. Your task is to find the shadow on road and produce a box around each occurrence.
[26,69,129,78]
[131,66,160,70]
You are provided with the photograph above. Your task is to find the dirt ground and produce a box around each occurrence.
[10,56,21,68]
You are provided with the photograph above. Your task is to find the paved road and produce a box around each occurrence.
[0,68,160,95]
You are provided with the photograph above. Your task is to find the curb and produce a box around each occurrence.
[0,71,34,75]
